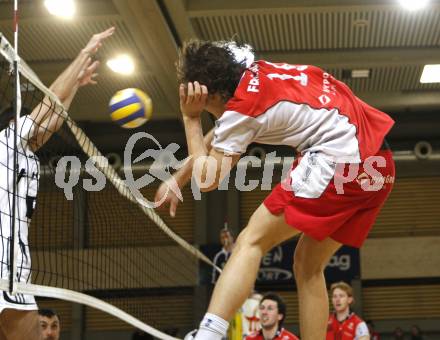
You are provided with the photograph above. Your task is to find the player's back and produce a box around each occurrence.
[225,60,394,161]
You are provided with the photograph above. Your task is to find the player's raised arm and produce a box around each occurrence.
[180,81,240,192]
[28,27,115,151]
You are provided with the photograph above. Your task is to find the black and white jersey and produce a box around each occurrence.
[0,115,38,311]
[211,248,231,284]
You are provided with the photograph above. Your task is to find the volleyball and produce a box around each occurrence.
[109,88,153,128]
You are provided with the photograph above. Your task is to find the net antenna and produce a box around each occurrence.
[1,6,220,337]
[9,0,21,295]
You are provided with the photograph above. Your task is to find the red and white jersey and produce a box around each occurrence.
[326,313,369,340]
[241,294,263,337]
[245,328,299,340]
[212,60,394,163]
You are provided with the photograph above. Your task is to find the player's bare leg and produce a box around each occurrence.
[207,203,300,321]
[0,324,6,340]
[0,309,41,340]
[294,234,342,340]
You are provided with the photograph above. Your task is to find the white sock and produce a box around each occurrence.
[194,313,229,340]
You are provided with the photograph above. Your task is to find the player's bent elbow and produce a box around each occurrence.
[194,168,221,192]
[199,183,219,192]
[197,176,220,192]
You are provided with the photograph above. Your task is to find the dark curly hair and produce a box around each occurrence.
[261,292,287,328]
[38,308,59,320]
[176,40,249,102]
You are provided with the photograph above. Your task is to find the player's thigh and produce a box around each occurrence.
[0,309,41,340]
[294,234,342,275]
[237,203,300,253]
[0,324,6,340]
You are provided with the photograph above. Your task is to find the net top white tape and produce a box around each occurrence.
[0,280,179,340]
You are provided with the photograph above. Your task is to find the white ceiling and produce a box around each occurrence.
[0,0,439,122]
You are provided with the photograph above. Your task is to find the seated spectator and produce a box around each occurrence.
[38,309,60,340]
[392,327,405,340]
[410,325,424,340]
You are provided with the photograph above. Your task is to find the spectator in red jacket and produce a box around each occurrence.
[326,282,369,340]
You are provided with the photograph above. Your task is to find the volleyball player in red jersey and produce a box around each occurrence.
[326,282,369,340]
[155,40,395,340]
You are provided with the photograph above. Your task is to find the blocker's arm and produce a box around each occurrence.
[28,27,115,151]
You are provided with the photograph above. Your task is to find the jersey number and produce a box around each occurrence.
[265,62,309,86]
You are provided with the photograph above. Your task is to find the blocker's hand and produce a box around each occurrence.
[76,27,115,87]
[77,59,100,87]
[179,81,208,118]
[82,27,115,55]
[50,27,115,102]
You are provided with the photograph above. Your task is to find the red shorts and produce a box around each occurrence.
[263,149,395,247]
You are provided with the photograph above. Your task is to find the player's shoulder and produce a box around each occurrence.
[225,68,260,117]
[355,320,370,337]
[226,59,330,118]
[213,248,225,258]
[257,60,326,79]
[349,312,365,323]
[279,328,299,340]
[226,60,285,117]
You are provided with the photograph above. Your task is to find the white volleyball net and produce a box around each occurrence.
[0,31,217,338]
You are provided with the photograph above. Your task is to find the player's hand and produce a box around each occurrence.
[50,27,114,102]
[82,27,115,55]
[179,81,208,118]
[77,59,100,87]
[77,27,115,86]
[155,179,180,217]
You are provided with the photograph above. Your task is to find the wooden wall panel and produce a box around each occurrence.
[240,177,440,238]
[29,190,74,248]
[363,285,440,320]
[30,246,197,290]
[85,294,193,331]
[88,185,195,247]
[370,177,440,238]
[277,291,299,324]
[361,236,440,279]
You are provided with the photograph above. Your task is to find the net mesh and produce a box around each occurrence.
[0,32,213,336]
